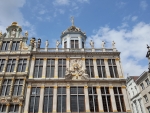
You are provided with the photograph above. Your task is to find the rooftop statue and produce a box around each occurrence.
[45,40,49,48]
[37,38,41,48]
[146,44,150,58]
[25,31,28,37]
[112,41,115,48]
[101,41,105,48]
[11,29,16,38]
[90,40,94,48]
[56,40,60,48]
[0,31,2,37]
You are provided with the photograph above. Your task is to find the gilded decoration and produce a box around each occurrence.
[65,59,89,80]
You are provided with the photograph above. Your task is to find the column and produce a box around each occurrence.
[52,86,57,113]
[18,103,22,113]
[14,57,19,72]
[66,58,70,69]
[93,58,99,78]
[21,78,26,96]
[38,85,45,113]
[42,58,47,78]
[25,57,30,73]
[109,86,117,112]
[9,77,15,96]
[24,85,31,113]
[54,58,58,78]
[0,78,3,93]
[84,86,90,113]
[29,57,35,79]
[115,58,124,78]
[66,85,71,113]
[121,85,131,112]
[6,103,10,113]
[104,58,111,78]
[8,39,12,50]
[19,39,22,50]
[2,57,8,72]
[96,86,104,112]
[79,36,82,48]
[0,40,2,50]
[82,57,85,69]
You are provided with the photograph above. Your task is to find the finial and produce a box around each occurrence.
[71,16,74,26]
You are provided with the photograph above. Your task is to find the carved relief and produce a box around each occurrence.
[65,59,89,80]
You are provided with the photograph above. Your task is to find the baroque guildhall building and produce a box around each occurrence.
[0,21,131,113]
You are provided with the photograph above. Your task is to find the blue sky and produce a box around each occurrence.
[0,0,150,76]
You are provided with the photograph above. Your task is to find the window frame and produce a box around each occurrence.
[1,79,12,96]
[85,59,95,78]
[13,79,23,96]
[17,59,27,72]
[46,59,55,78]
[0,59,5,72]
[6,59,16,72]
[58,59,66,78]
[1,41,10,51]
[108,59,118,78]
[33,59,43,78]
[11,41,20,51]
[96,59,106,78]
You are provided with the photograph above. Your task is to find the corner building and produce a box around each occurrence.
[0,22,131,113]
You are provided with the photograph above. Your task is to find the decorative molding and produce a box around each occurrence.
[96,86,101,88]
[27,85,31,88]
[66,85,70,89]
[82,57,85,60]
[121,85,126,88]
[55,58,58,60]
[43,58,47,60]
[93,58,97,60]
[66,58,70,61]
[54,86,57,88]
[32,57,35,60]
[104,58,108,61]
[115,57,120,61]
[29,76,33,79]
[109,86,113,89]
[41,85,45,88]
[84,86,88,88]
[6,103,10,106]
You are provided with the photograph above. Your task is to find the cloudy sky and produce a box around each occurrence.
[0,0,150,77]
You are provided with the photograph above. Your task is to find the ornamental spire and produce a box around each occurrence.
[71,16,74,26]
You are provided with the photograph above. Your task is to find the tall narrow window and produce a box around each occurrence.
[70,40,79,48]
[13,79,23,96]
[11,41,20,51]
[33,59,43,78]
[46,59,55,78]
[88,87,99,112]
[145,78,150,86]
[0,59,5,72]
[97,59,106,78]
[6,59,16,72]
[17,59,27,72]
[64,41,67,48]
[140,83,145,90]
[144,95,149,103]
[108,59,118,78]
[70,87,85,112]
[29,87,40,113]
[1,41,10,51]
[43,87,53,113]
[101,87,112,112]
[113,87,126,112]
[85,59,94,78]
[0,104,6,112]
[82,42,84,48]
[1,79,12,96]
[58,59,66,78]
[9,104,19,113]
[75,40,79,48]
[57,87,66,112]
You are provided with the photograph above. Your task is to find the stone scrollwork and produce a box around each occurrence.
[65,59,89,80]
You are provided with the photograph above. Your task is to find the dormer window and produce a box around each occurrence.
[70,40,79,49]
[11,41,20,51]
[64,41,67,48]
[1,41,10,51]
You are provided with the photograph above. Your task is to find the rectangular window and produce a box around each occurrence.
[11,41,20,51]
[58,59,66,78]
[9,104,19,112]
[13,79,23,96]
[82,42,84,48]
[0,59,5,72]
[46,59,55,78]
[6,59,16,72]
[88,87,99,112]
[33,59,43,78]
[140,83,145,90]
[64,41,67,48]
[101,87,112,112]
[85,59,94,78]
[97,59,106,78]
[57,87,66,112]
[144,95,149,103]
[145,78,150,86]
[113,87,126,112]
[70,87,85,112]
[1,79,12,96]
[0,104,6,112]
[43,87,53,113]
[1,41,10,51]
[70,40,79,48]
[29,87,40,113]
[17,59,27,72]
[108,59,118,78]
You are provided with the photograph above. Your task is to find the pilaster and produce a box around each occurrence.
[19,39,22,50]
[25,57,30,73]
[6,103,10,113]
[84,86,90,112]
[52,86,57,113]
[14,57,19,72]
[29,57,35,79]
[0,40,2,49]
[9,77,15,96]
[82,57,85,69]
[8,39,12,50]
[104,58,111,78]
[21,78,26,95]
[93,58,99,78]
[109,86,117,112]
[121,85,131,112]
[0,78,3,92]
[66,85,71,113]
[42,58,47,78]
[18,103,22,113]
[38,85,45,113]
[24,84,31,113]
[66,58,70,69]
[96,86,104,112]
[2,57,8,72]
[54,58,58,78]
[115,58,124,78]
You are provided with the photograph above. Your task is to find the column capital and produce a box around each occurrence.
[27,85,31,88]
[41,85,45,88]
[84,86,88,88]
[27,57,30,61]
[55,58,58,60]
[54,86,57,89]
[19,103,22,106]
[43,58,47,61]
[96,86,101,88]
[66,85,70,88]
[115,57,120,61]
[5,57,8,60]
[32,57,35,61]
[6,103,10,106]
[121,85,126,88]
[82,57,85,60]
[16,57,19,61]
[104,58,108,61]
[109,86,113,89]
[93,58,97,61]
[66,58,70,61]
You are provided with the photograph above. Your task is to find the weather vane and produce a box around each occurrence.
[71,16,74,26]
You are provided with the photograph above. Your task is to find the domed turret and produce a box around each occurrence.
[60,17,87,49]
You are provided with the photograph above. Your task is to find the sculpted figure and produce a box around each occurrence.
[45,40,49,48]
[37,38,41,48]
[34,41,37,48]
[146,44,150,58]
[0,31,2,37]
[101,41,105,48]
[56,40,60,48]
[112,41,115,48]
[90,40,94,48]
[11,29,16,38]
[25,31,28,37]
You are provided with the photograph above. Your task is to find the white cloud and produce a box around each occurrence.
[39,9,46,15]
[88,22,150,76]
[140,1,148,10]
[53,0,70,6]
[131,16,138,21]
[77,0,89,3]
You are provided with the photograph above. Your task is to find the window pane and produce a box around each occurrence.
[71,96,77,112]
[79,95,85,112]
